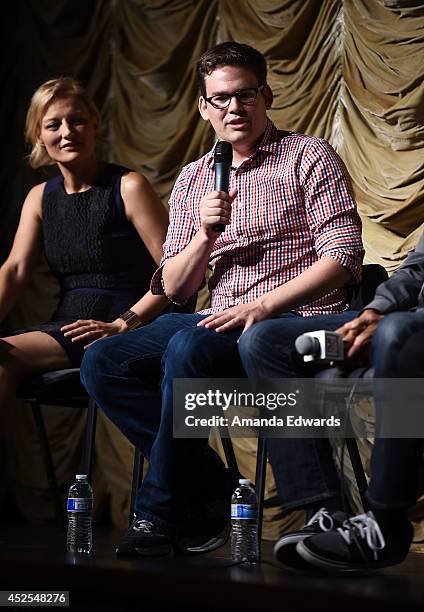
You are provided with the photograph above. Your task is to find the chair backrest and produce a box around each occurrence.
[348,264,388,311]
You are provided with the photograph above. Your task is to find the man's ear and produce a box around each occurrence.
[263,85,273,110]
[198,96,209,121]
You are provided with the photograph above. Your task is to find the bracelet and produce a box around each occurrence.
[119,309,141,331]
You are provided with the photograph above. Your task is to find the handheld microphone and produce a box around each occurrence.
[295,331,344,363]
[213,140,232,232]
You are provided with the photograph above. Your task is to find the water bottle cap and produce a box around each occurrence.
[76,474,87,480]
[239,478,252,485]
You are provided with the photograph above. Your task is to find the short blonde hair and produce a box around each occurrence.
[25,77,101,168]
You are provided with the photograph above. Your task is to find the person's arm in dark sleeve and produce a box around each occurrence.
[365,232,424,313]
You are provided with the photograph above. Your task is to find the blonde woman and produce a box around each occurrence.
[0,77,169,407]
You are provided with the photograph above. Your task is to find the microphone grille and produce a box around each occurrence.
[295,334,319,356]
[214,140,232,163]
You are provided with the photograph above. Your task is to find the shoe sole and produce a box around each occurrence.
[297,541,406,574]
[173,531,229,556]
[274,536,324,574]
[116,543,171,557]
[134,543,172,556]
[273,532,306,558]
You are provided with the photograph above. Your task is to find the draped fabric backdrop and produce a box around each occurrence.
[2,1,424,538]
[110,0,424,271]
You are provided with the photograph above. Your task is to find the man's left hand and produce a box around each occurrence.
[197,300,270,334]
[336,308,383,358]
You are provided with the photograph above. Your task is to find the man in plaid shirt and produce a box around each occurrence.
[81,42,363,558]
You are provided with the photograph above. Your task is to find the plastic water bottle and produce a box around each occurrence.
[66,474,93,553]
[231,478,259,562]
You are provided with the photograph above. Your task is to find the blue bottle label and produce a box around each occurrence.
[231,503,257,519]
[67,497,93,512]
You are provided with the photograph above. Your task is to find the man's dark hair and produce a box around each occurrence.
[196,42,267,98]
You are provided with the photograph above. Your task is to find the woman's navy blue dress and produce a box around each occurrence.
[33,164,157,366]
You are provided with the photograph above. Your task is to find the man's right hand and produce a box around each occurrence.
[336,308,384,358]
[200,188,237,237]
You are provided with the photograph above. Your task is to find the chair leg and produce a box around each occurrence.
[129,448,144,526]
[255,438,267,557]
[30,401,65,530]
[83,397,97,481]
[221,435,242,480]
[346,438,369,511]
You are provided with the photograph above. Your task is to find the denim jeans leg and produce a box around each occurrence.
[367,312,424,510]
[238,312,356,510]
[80,312,205,529]
[152,324,245,515]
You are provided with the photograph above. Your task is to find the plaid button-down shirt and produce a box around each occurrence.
[151,120,364,316]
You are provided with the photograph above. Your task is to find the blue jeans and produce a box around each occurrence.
[238,312,357,510]
[367,311,424,510]
[81,307,424,528]
[239,311,424,512]
[80,312,244,529]
[81,309,356,526]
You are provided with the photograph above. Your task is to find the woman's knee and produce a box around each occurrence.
[0,346,25,385]
[0,361,17,384]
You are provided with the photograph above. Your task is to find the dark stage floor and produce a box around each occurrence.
[0,519,424,612]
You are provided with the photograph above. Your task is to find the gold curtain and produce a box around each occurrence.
[217,0,424,271]
[107,0,424,270]
[110,0,218,201]
[5,0,424,538]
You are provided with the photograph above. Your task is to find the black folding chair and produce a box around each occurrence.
[253,264,388,531]
[17,368,97,529]
[306,264,387,509]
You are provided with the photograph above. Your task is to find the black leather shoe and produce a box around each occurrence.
[116,518,172,557]
[173,498,230,556]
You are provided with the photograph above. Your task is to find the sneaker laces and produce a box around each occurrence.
[132,519,154,533]
[337,512,385,561]
[307,508,335,531]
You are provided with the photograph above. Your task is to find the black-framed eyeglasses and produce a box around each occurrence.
[205,86,265,110]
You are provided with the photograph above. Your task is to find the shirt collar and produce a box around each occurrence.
[257,118,282,155]
[206,118,281,168]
